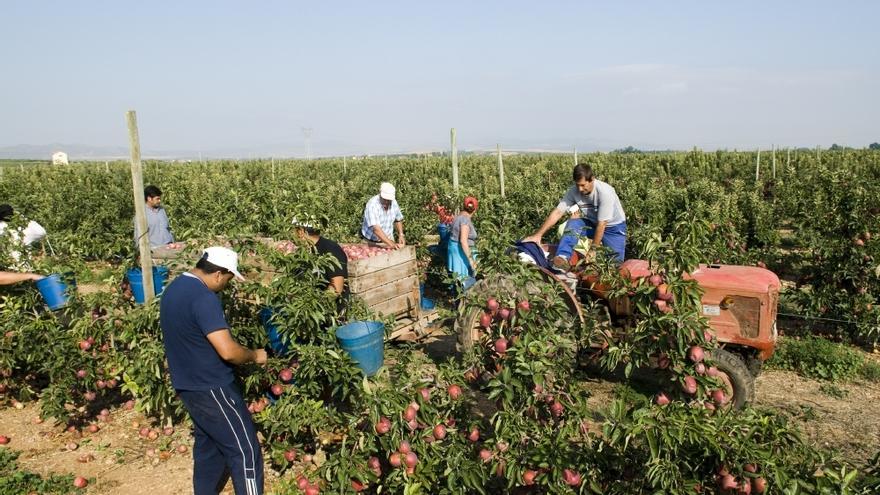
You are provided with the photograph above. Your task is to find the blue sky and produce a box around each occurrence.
[1,1,878,156]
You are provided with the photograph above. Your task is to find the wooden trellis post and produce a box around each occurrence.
[755,149,761,181]
[497,144,505,198]
[451,128,459,192]
[126,110,155,303]
[772,144,776,179]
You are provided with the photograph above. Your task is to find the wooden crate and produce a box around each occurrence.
[347,244,421,320]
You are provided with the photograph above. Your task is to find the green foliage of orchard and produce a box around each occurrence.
[0,150,877,341]
[767,336,870,382]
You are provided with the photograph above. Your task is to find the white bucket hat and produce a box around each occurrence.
[379,182,396,201]
[202,246,245,281]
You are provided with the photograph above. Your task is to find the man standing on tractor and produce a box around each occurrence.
[523,163,627,267]
[361,182,405,249]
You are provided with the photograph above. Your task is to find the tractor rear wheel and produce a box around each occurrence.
[455,274,517,353]
[710,349,755,409]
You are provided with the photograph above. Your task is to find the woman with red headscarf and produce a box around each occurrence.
[447,196,479,291]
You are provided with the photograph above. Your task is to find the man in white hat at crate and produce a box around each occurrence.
[360,182,405,249]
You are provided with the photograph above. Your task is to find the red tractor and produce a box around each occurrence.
[456,251,780,408]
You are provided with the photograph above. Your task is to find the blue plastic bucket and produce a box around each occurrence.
[259,307,290,356]
[420,283,435,310]
[335,321,384,376]
[127,266,169,304]
[35,273,72,310]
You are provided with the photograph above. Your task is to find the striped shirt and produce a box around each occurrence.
[361,195,403,242]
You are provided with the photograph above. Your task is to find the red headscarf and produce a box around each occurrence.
[463,196,479,213]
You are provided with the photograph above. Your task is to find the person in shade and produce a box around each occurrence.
[446,196,479,291]
[523,163,627,267]
[360,182,405,249]
[159,247,267,495]
[291,216,349,304]
[134,185,175,249]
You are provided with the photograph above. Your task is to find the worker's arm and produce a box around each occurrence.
[0,271,43,286]
[328,276,345,296]
[395,221,405,247]
[371,225,400,249]
[206,329,267,365]
[593,220,608,247]
[459,224,477,273]
[522,208,565,244]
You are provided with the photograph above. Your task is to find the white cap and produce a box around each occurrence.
[202,246,245,281]
[291,217,314,229]
[379,182,396,201]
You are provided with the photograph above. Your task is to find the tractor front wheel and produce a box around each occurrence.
[710,349,755,409]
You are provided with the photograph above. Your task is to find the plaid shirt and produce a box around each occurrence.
[361,195,403,242]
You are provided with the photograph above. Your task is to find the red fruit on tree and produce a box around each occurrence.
[486,298,499,311]
[279,368,293,382]
[744,463,757,473]
[656,284,673,301]
[657,354,670,369]
[479,313,492,328]
[688,346,705,363]
[447,384,462,400]
[563,469,582,486]
[419,388,430,402]
[374,417,390,435]
[522,469,537,485]
[719,474,737,490]
[712,389,727,405]
[351,479,366,492]
[550,401,564,417]
[752,477,766,493]
[468,427,480,442]
[494,338,508,354]
[499,308,511,320]
[648,274,663,286]
[695,362,706,375]
[79,340,91,351]
[478,449,492,462]
[297,476,309,490]
[682,376,698,395]
[432,424,447,440]
[271,383,284,396]
[305,485,320,495]
[707,366,719,377]
[517,300,530,312]
[404,452,418,468]
[389,452,402,467]
[403,406,417,422]
[655,392,670,406]
[398,441,411,454]
[854,238,865,247]
[367,456,381,470]
[284,450,296,462]
[75,370,87,379]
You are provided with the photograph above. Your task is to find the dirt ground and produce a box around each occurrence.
[2,331,879,494]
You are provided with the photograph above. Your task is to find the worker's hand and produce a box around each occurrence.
[394,243,405,250]
[254,349,268,365]
[398,234,405,245]
[521,234,541,245]
[29,273,45,281]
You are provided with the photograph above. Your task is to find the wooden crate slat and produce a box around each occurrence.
[355,275,419,307]
[347,245,416,277]
[367,292,417,317]
[349,261,418,293]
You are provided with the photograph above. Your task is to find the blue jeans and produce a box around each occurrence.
[556,219,627,263]
[178,384,264,495]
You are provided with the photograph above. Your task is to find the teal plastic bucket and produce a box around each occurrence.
[420,283,435,310]
[259,307,290,356]
[127,266,169,304]
[335,321,384,376]
[35,273,72,310]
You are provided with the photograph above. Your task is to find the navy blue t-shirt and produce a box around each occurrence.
[160,273,234,391]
